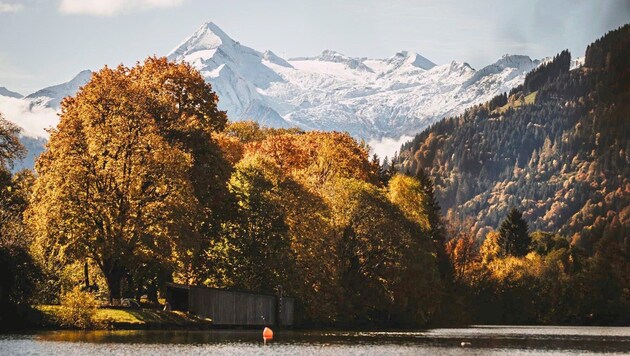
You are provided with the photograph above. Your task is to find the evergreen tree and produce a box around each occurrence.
[386,158,398,183]
[415,168,451,280]
[415,168,445,245]
[497,208,531,257]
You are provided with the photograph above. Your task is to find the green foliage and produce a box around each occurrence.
[497,208,531,257]
[328,177,440,325]
[0,118,42,312]
[224,155,296,293]
[530,231,569,255]
[0,113,25,169]
[523,50,571,93]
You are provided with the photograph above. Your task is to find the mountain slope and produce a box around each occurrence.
[0,72,92,171]
[395,24,630,250]
[0,87,22,99]
[25,70,92,109]
[168,22,540,140]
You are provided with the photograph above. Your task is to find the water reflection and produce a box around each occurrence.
[0,326,629,355]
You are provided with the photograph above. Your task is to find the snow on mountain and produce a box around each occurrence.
[3,21,544,168]
[0,94,55,171]
[168,22,539,146]
[25,69,92,109]
[168,22,291,128]
[571,56,585,70]
[0,87,23,99]
[0,70,92,140]
[0,71,92,171]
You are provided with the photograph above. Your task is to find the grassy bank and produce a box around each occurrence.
[33,305,212,330]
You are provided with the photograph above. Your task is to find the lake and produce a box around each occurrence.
[1,326,629,355]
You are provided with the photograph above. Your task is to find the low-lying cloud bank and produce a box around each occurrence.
[368,135,413,162]
[0,96,58,138]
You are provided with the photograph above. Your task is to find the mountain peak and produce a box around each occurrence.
[74,70,93,81]
[200,21,232,42]
[262,50,293,68]
[494,54,537,69]
[386,51,436,70]
[289,50,373,72]
[25,70,93,109]
[168,21,235,60]
[448,61,474,74]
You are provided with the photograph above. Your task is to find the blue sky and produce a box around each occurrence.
[1,0,629,94]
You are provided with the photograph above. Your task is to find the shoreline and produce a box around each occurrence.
[2,305,628,333]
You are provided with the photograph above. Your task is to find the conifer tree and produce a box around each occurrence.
[497,208,531,257]
[415,168,445,245]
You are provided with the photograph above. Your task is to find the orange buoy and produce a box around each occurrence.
[262,327,273,343]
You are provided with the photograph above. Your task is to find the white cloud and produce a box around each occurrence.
[368,135,413,162]
[59,0,185,16]
[0,2,23,13]
[0,96,58,138]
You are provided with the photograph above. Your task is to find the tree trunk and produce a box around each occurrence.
[147,281,158,304]
[105,272,121,304]
[84,262,90,290]
[102,260,125,304]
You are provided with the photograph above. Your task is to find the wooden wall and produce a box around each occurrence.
[166,284,295,326]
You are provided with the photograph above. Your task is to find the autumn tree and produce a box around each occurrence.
[0,114,42,315]
[327,177,440,325]
[497,208,531,257]
[27,58,227,301]
[0,114,26,248]
[223,154,296,293]
[130,57,231,286]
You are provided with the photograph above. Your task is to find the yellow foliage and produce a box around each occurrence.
[58,286,100,329]
[388,174,430,230]
[486,252,545,281]
[243,131,378,188]
[25,57,226,299]
[480,230,501,264]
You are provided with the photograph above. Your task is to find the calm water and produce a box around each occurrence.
[1,326,629,355]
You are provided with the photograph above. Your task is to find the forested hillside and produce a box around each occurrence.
[396,24,630,252]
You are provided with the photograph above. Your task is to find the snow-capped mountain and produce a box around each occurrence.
[25,69,93,109]
[2,21,543,168]
[168,22,539,140]
[0,72,92,171]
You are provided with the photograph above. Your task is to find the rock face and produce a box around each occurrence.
[1,21,543,169]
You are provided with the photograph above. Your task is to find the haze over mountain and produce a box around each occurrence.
[0,87,23,99]
[1,21,548,168]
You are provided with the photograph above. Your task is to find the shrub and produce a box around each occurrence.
[58,286,100,329]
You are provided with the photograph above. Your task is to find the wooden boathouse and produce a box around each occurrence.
[165,283,295,326]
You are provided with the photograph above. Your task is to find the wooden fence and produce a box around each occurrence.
[166,283,295,326]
